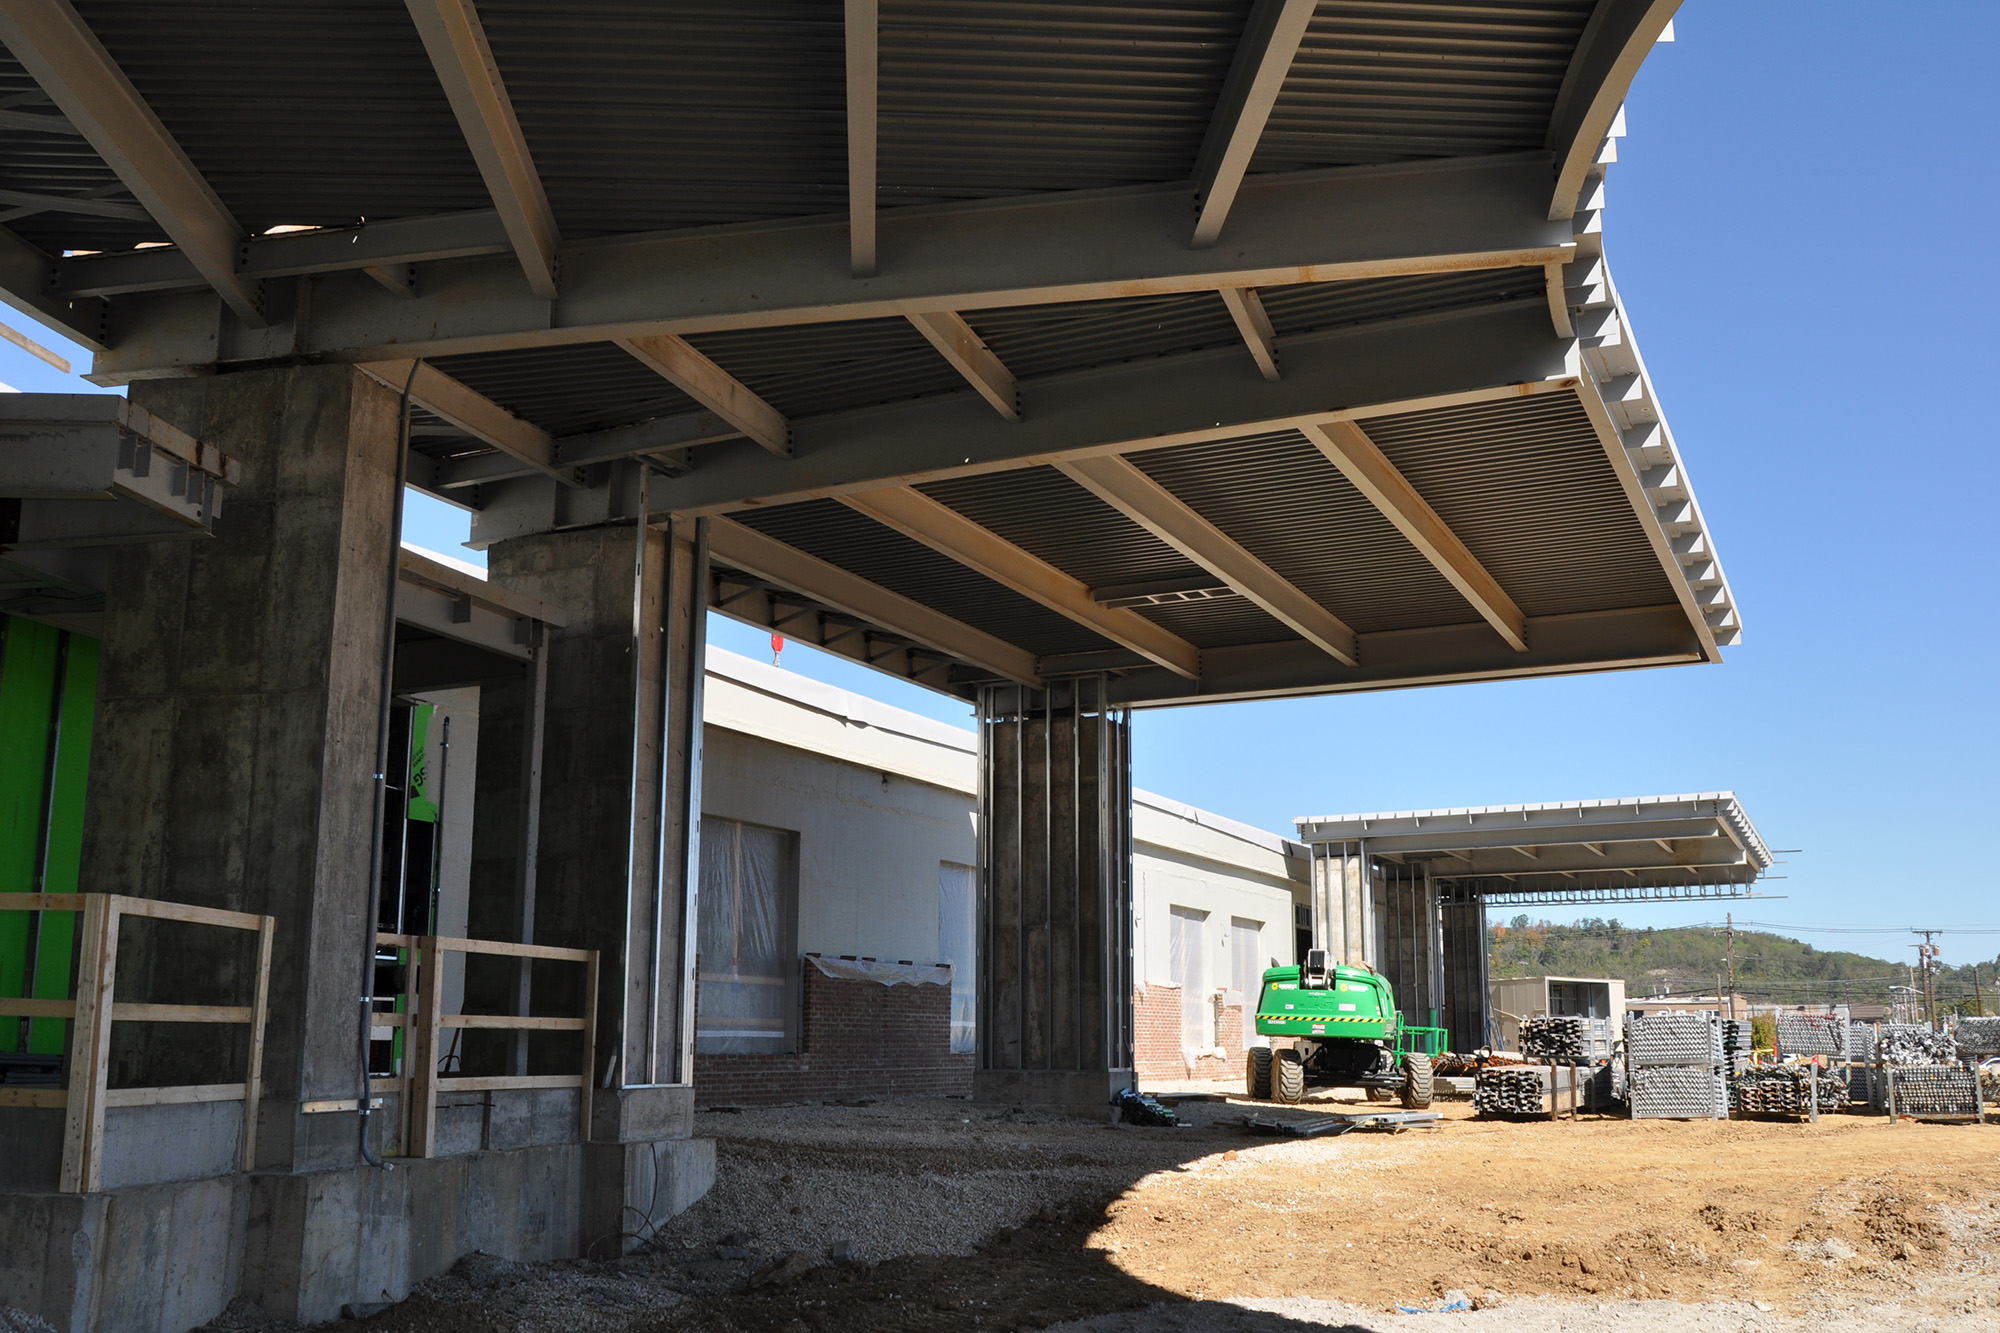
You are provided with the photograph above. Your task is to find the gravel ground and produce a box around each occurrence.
[242,1092,1996,1333]
[1047,1293,2000,1332]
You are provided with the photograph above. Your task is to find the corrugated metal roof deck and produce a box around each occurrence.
[879,0,1247,202]
[731,499,1118,659]
[1252,0,1598,170]
[689,318,971,420]
[1131,428,1474,633]
[477,0,850,236]
[0,45,151,255]
[1361,394,1676,618]
[430,344,702,438]
[73,0,489,232]
[917,465,1294,648]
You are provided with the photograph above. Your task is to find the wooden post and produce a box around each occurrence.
[241,914,275,1170]
[406,936,445,1157]
[1808,1062,1818,1124]
[60,896,119,1193]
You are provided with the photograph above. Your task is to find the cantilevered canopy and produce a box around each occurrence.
[1297,793,1776,906]
[0,0,1734,707]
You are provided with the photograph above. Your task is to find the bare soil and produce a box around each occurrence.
[308,1089,2000,1333]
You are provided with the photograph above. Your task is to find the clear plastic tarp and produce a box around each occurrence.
[1169,905,1209,1051]
[1231,916,1263,1045]
[696,817,793,1054]
[938,863,976,1053]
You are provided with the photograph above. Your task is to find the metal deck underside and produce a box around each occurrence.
[1297,793,1775,899]
[0,0,1736,707]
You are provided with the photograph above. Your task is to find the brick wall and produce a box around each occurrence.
[1133,983,1248,1086]
[694,960,973,1106]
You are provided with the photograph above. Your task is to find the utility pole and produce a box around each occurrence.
[1913,931,1942,1030]
[1725,913,1738,1021]
[1975,962,1985,1018]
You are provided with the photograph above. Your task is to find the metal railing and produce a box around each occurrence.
[0,893,275,1192]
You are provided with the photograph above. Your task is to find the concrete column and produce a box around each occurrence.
[82,365,400,1171]
[481,512,711,1241]
[975,678,1133,1106]
[1440,884,1490,1052]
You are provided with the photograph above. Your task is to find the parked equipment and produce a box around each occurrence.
[1244,950,1436,1108]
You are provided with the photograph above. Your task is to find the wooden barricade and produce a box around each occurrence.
[0,893,275,1193]
[394,934,597,1158]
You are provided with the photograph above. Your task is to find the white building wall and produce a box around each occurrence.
[1131,793,1309,1004]
[700,648,1309,994]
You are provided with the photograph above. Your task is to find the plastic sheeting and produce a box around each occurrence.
[807,955,952,987]
[696,817,794,1054]
[1169,906,1209,1051]
[1231,917,1264,1045]
[937,863,976,1054]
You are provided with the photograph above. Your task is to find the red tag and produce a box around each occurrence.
[771,632,785,665]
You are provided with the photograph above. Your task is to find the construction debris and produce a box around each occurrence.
[1241,1111,1441,1139]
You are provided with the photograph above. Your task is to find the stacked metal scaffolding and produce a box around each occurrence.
[1775,1013,1846,1059]
[1731,1064,1819,1118]
[1625,1013,1727,1120]
[1521,1016,1600,1064]
[1953,1017,2000,1057]
[1887,1066,1982,1121]
[1880,1023,1956,1065]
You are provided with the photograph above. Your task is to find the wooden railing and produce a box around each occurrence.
[0,893,274,1192]
[379,933,597,1158]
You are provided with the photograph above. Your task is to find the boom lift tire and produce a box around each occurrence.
[1245,1046,1273,1100]
[1273,1048,1306,1104]
[1365,1087,1394,1102]
[1400,1052,1434,1109]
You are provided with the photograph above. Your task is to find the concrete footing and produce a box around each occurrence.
[0,1133,714,1332]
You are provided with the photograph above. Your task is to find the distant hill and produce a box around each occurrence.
[1487,916,1998,1014]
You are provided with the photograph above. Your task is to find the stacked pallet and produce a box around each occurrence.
[1732,1064,1817,1116]
[1625,1013,1726,1120]
[1880,1023,1956,1065]
[1775,1013,1846,1059]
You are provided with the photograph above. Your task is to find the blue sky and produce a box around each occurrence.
[9,5,1994,967]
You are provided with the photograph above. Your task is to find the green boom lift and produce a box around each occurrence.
[1243,949,1441,1107]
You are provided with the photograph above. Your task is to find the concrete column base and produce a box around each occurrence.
[0,1133,715,1331]
[973,1068,1134,1109]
